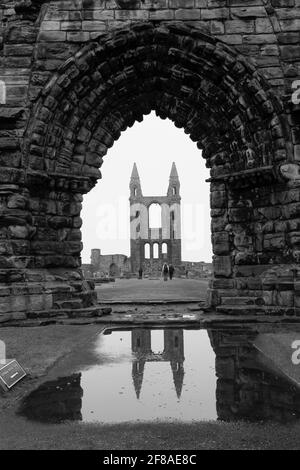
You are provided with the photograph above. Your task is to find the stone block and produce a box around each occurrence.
[202,8,229,20]
[255,18,274,33]
[231,7,267,18]
[61,21,82,31]
[82,21,106,31]
[8,226,29,239]
[272,0,295,6]
[149,10,174,20]
[211,190,227,209]
[67,32,90,42]
[281,17,300,34]
[40,21,61,31]
[211,278,235,289]
[263,233,286,250]
[38,31,67,42]
[207,288,220,307]
[169,0,194,7]
[211,21,225,34]
[276,291,294,307]
[212,231,230,255]
[225,19,255,33]
[83,10,114,20]
[213,255,232,278]
[175,9,200,20]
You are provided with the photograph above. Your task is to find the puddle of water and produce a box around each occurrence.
[19,328,217,424]
[80,329,216,423]
[18,325,300,425]
[17,374,83,423]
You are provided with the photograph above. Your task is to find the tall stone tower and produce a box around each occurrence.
[130,162,181,275]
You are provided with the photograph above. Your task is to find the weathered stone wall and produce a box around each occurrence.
[182,260,212,278]
[91,251,131,276]
[0,0,299,317]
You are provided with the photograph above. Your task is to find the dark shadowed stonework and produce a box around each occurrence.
[0,0,300,318]
[209,328,300,422]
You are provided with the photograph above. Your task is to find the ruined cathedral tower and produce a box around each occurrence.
[130,163,181,275]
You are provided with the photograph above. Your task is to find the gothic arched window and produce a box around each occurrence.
[149,203,162,228]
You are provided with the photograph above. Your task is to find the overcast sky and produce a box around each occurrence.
[81,112,212,264]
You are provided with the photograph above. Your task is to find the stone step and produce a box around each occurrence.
[221,296,264,306]
[216,305,266,315]
[54,299,83,310]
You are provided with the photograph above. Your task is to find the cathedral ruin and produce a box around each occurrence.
[83,162,187,278]
[130,162,182,275]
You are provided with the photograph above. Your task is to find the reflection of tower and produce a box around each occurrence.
[164,330,185,399]
[131,328,185,399]
[131,329,151,399]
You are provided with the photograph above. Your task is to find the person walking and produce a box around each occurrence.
[162,263,169,281]
[169,264,175,280]
[138,266,143,279]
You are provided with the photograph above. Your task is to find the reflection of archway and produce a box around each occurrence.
[131,328,185,399]
[109,263,120,277]
[209,329,300,423]
[19,22,294,315]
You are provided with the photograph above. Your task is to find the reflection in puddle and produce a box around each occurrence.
[18,326,300,425]
[18,374,83,423]
[213,329,300,423]
[19,328,217,424]
[79,328,216,423]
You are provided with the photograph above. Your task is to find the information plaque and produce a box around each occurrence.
[0,359,26,390]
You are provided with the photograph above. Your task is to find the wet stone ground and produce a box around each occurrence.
[17,324,300,426]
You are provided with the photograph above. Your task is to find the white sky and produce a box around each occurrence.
[81,112,212,264]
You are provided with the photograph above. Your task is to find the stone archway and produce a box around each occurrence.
[2,21,297,317]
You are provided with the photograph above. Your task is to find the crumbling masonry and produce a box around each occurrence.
[0,0,300,318]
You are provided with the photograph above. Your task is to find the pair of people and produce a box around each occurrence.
[162,263,175,281]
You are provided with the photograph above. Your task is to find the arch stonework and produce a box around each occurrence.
[0,1,300,318]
